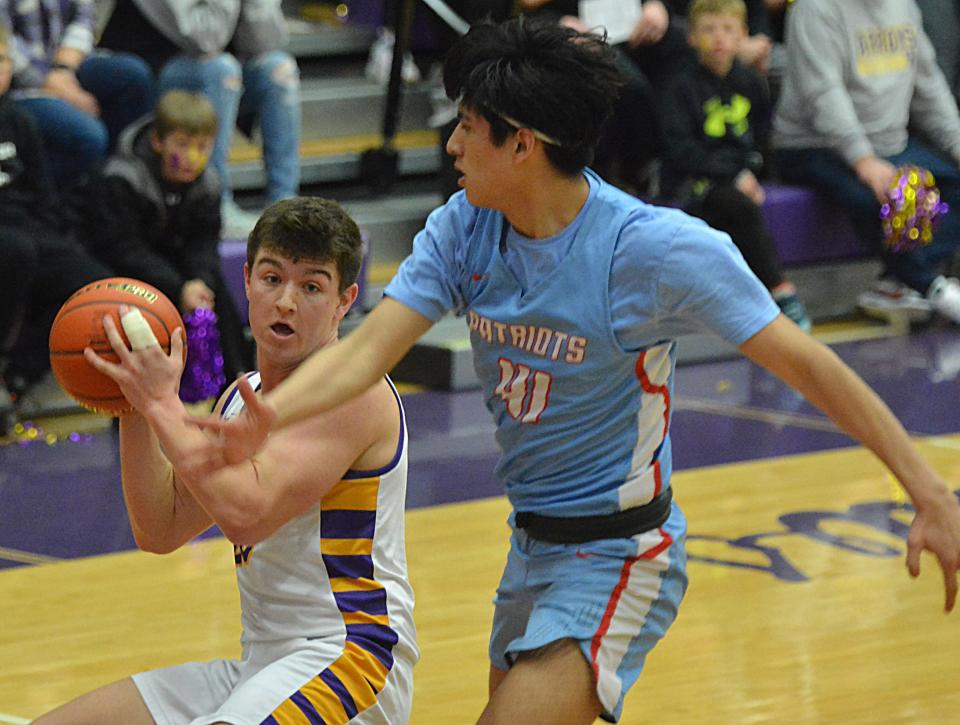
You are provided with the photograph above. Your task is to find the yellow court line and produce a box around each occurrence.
[0,546,62,566]
[0,711,30,724]
[928,436,960,451]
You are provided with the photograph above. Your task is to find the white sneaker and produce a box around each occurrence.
[365,28,421,86]
[927,275,960,324]
[857,278,933,323]
[221,200,262,240]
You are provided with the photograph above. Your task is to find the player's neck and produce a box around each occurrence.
[257,336,340,393]
[504,171,589,239]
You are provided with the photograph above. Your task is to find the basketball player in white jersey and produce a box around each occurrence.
[34,197,418,724]
[185,19,960,725]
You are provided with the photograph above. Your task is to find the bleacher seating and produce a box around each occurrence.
[761,184,870,267]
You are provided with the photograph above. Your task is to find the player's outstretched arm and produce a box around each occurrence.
[84,310,212,553]
[187,297,434,467]
[740,315,960,611]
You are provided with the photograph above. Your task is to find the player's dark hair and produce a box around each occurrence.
[443,17,623,175]
[247,197,363,293]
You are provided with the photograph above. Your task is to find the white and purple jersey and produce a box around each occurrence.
[386,170,778,518]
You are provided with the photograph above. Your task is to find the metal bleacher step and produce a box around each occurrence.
[229,15,443,191]
[229,128,441,191]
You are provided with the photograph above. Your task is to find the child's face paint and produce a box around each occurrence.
[153,131,214,184]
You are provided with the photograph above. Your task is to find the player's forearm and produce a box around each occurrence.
[265,333,378,428]
[266,298,433,429]
[142,392,271,539]
[119,412,199,552]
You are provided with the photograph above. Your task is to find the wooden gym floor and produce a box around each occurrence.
[2,324,960,723]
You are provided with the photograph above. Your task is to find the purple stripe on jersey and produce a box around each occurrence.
[259,716,281,725]
[289,691,325,724]
[220,372,261,417]
[346,623,399,670]
[319,669,360,719]
[333,588,388,614]
[322,553,374,580]
[320,509,376,539]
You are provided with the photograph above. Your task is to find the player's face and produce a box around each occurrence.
[446,107,516,208]
[244,249,357,369]
[151,130,214,185]
[690,13,745,75]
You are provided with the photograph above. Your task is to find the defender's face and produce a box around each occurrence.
[445,107,516,209]
[244,249,356,370]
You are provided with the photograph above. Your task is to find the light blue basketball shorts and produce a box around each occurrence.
[489,502,688,722]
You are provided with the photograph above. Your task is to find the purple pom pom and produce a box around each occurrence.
[881,165,949,253]
[179,307,226,403]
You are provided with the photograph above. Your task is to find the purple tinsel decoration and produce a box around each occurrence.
[179,307,226,403]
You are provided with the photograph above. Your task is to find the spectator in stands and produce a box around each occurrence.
[773,0,960,324]
[916,0,960,105]
[665,0,773,75]
[516,0,664,195]
[0,0,154,192]
[64,90,253,384]
[99,0,301,239]
[659,0,810,330]
[0,25,112,412]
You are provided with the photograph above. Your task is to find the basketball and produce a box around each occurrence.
[49,277,186,415]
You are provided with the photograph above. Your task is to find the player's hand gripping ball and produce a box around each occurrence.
[48,277,187,415]
[881,165,950,253]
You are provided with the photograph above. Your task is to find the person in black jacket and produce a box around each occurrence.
[659,0,810,330]
[0,26,112,421]
[67,89,252,385]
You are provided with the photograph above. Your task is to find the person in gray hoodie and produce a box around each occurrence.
[772,0,960,325]
[99,0,300,238]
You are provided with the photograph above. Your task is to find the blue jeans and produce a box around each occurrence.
[158,50,301,204]
[15,51,154,191]
[776,137,960,293]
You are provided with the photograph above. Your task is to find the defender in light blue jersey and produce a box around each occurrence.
[192,17,960,725]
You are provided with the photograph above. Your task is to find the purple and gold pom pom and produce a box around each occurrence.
[179,307,226,403]
[880,165,949,253]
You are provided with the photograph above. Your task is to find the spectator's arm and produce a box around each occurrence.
[783,0,874,166]
[180,197,224,289]
[85,177,189,303]
[750,67,772,154]
[745,0,771,37]
[909,16,960,167]
[0,2,47,87]
[58,0,97,58]
[15,110,60,223]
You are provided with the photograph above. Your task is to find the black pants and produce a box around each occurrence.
[0,220,112,381]
[694,183,784,290]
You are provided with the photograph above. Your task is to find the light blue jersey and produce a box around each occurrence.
[387,170,778,721]
[386,170,778,518]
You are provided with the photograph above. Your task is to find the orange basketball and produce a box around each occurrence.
[49,277,186,415]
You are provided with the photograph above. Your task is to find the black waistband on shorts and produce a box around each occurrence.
[514,488,673,544]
